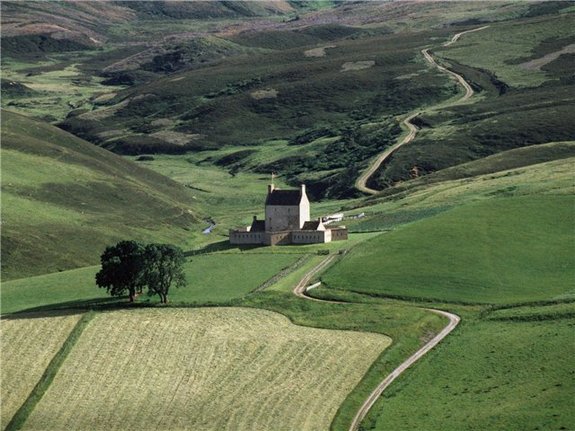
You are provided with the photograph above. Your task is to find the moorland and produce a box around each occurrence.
[1,1,574,430]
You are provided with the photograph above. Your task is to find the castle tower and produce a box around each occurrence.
[264,184,309,232]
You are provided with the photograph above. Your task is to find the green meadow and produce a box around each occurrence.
[323,195,575,304]
[362,315,575,431]
[1,254,301,314]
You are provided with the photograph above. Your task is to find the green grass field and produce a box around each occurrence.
[0,313,83,429]
[323,195,575,304]
[1,253,301,314]
[362,315,575,431]
[21,308,390,431]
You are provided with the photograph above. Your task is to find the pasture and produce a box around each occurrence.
[363,315,575,431]
[323,195,575,304]
[1,253,302,314]
[0,314,83,428]
[21,308,391,431]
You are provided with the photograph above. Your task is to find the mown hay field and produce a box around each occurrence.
[22,308,390,431]
[0,313,83,428]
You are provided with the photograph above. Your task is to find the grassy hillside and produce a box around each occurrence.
[307,151,575,430]
[363,313,575,431]
[1,111,201,280]
[323,195,574,304]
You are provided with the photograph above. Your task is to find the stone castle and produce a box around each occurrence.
[229,184,348,246]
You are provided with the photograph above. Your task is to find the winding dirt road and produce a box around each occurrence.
[355,112,419,194]
[291,28,489,429]
[355,26,489,195]
[293,255,338,301]
[292,256,460,431]
[348,308,460,431]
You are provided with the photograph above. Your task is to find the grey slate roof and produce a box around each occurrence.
[265,189,301,206]
[301,221,321,230]
[250,219,266,232]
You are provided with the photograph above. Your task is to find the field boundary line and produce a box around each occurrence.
[253,254,312,292]
[4,312,95,431]
[355,26,489,195]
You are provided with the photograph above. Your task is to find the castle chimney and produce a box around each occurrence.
[253,215,258,221]
[300,184,306,195]
[268,184,275,194]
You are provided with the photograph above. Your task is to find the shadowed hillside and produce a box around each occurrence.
[1,110,201,280]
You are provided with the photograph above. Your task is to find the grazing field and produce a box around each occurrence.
[363,316,575,431]
[22,308,391,431]
[0,314,83,428]
[0,266,104,314]
[1,254,301,314]
[173,253,302,304]
[323,195,575,304]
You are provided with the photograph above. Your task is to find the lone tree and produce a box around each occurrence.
[96,240,147,302]
[96,241,186,304]
[144,243,186,304]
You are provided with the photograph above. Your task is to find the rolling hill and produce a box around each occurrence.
[0,1,302,55]
[1,110,201,280]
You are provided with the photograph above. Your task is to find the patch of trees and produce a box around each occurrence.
[1,35,92,56]
[96,241,186,304]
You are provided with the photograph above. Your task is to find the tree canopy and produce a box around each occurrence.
[143,244,186,304]
[96,241,186,303]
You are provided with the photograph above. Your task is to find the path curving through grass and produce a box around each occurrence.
[293,255,460,431]
[355,26,489,195]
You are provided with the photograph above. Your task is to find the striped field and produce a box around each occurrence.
[22,308,391,431]
[0,313,83,428]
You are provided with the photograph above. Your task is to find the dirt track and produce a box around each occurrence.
[348,308,460,431]
[292,255,460,431]
[355,26,489,195]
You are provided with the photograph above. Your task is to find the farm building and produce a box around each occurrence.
[229,184,348,246]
